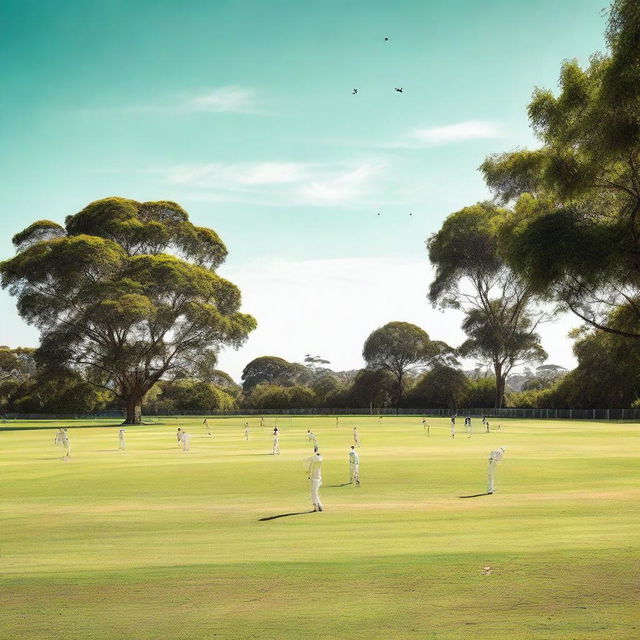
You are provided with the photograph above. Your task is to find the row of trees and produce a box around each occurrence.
[5,311,640,413]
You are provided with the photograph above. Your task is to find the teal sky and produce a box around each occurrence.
[0,0,607,378]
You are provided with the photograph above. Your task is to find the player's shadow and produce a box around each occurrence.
[326,483,351,488]
[258,510,316,521]
[459,492,492,499]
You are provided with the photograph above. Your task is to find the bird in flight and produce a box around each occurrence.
[352,88,358,95]
[384,37,389,41]
[394,87,403,93]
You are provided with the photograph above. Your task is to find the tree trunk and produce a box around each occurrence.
[494,362,505,409]
[122,395,143,425]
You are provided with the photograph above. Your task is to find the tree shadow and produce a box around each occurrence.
[258,510,316,522]
[459,492,492,499]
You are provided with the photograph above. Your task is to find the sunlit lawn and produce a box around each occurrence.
[1,415,638,639]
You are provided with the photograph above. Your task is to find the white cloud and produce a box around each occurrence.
[298,163,381,205]
[165,161,385,207]
[412,121,504,146]
[122,86,263,115]
[185,86,260,114]
[168,162,311,188]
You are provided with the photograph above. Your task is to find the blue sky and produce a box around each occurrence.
[0,0,606,379]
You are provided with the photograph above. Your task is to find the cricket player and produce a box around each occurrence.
[272,431,280,455]
[203,418,212,437]
[61,428,71,458]
[335,416,339,428]
[306,451,323,512]
[353,426,360,447]
[307,429,319,452]
[260,416,264,427]
[349,445,360,486]
[466,417,472,438]
[422,418,430,436]
[54,428,65,447]
[182,430,191,452]
[176,427,183,447]
[485,420,490,433]
[118,428,126,450]
[244,422,250,440]
[450,415,456,438]
[487,447,505,493]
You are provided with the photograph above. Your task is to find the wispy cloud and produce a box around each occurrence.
[413,121,503,145]
[185,86,260,114]
[165,160,385,207]
[386,121,505,148]
[122,86,264,115]
[298,163,380,205]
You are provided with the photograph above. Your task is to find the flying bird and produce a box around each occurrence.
[352,88,358,94]
[384,37,389,41]
[394,87,403,93]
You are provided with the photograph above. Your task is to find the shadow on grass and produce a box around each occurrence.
[459,492,492,499]
[326,483,351,488]
[258,510,316,522]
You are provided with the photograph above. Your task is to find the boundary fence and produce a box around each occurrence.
[3,407,640,421]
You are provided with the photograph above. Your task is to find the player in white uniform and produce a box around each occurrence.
[118,428,126,450]
[203,418,212,437]
[335,416,339,428]
[450,416,456,438]
[466,417,472,438]
[181,430,191,452]
[244,422,250,440]
[54,428,65,448]
[306,452,323,511]
[61,428,71,458]
[307,430,319,452]
[176,428,183,447]
[487,447,505,494]
[422,418,430,436]
[349,445,360,486]
[353,427,360,447]
[272,431,280,455]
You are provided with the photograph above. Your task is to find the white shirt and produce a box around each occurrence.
[307,454,323,480]
[349,450,359,465]
[489,448,504,462]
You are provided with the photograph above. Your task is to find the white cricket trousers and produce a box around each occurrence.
[349,463,358,483]
[310,478,323,508]
[488,460,497,493]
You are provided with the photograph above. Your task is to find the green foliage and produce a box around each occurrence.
[362,321,453,404]
[480,1,640,337]
[0,198,255,423]
[428,203,547,407]
[463,377,497,408]
[406,365,469,409]
[241,356,312,392]
[347,368,395,408]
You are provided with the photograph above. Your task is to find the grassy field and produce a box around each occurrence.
[1,415,639,639]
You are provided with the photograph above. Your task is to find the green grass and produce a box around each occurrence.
[1,416,639,639]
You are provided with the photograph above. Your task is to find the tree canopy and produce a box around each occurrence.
[428,203,547,407]
[0,197,256,423]
[480,0,640,339]
[362,321,452,404]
